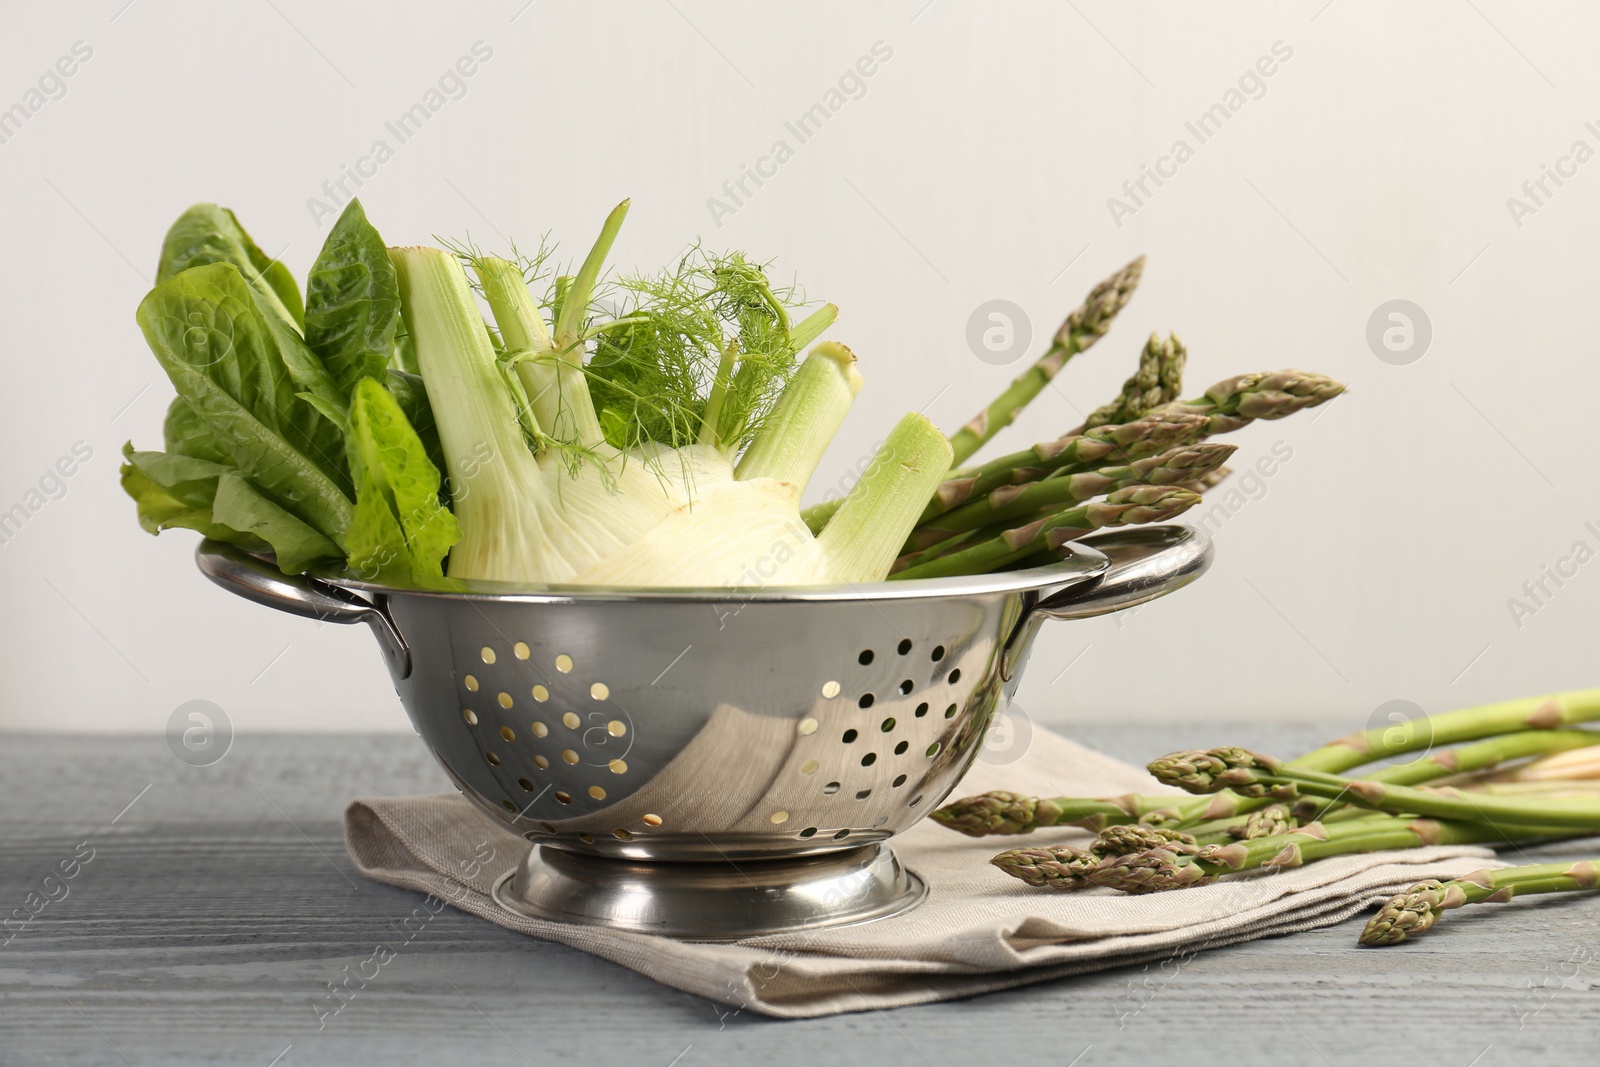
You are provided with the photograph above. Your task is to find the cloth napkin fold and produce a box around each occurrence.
[345,725,1500,1018]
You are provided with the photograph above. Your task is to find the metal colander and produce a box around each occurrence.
[198,525,1209,937]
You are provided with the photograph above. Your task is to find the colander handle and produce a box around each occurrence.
[1002,524,1212,679]
[194,539,412,679]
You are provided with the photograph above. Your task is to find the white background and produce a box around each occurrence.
[2,1,1596,735]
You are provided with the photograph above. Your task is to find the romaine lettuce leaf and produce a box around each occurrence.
[118,446,267,551]
[162,395,230,465]
[136,262,353,546]
[211,471,342,573]
[344,377,459,582]
[305,200,400,398]
[384,369,446,492]
[157,204,304,328]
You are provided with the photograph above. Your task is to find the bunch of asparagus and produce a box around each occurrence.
[798,257,1346,578]
[932,689,1600,945]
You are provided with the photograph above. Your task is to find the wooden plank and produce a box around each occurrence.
[2,729,1597,1064]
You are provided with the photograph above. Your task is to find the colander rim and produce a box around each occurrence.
[309,542,1114,604]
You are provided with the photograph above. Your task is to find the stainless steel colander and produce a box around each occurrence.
[197,524,1209,938]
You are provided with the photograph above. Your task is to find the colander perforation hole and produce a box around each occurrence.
[841,729,858,744]
[861,752,877,767]
[517,778,534,791]
[948,668,962,685]
[944,703,958,719]
[858,649,874,665]
[799,827,818,838]
[833,829,850,840]
[898,679,914,695]
[926,742,941,758]
[554,790,572,804]
[484,752,500,766]
[501,800,516,812]
[462,709,478,725]
[823,782,841,795]
[880,717,896,732]
[894,741,908,755]
[643,814,663,827]
[897,638,913,655]
[855,789,872,800]
[931,645,946,662]
[858,693,875,709]
[892,774,907,788]
[915,703,929,718]
[499,726,515,742]
[909,795,924,807]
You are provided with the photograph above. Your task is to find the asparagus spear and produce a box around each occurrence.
[996,813,1573,894]
[946,256,1145,467]
[891,529,988,576]
[1158,332,1186,406]
[1078,332,1164,430]
[1148,747,1600,830]
[1088,815,1556,894]
[1229,804,1298,840]
[1361,861,1600,946]
[1362,730,1600,786]
[930,790,1195,836]
[994,845,1106,889]
[919,410,1210,521]
[1486,743,1600,782]
[1095,824,1203,855]
[1188,690,1600,829]
[804,368,1341,536]
[933,693,1600,839]
[991,825,1202,889]
[1078,333,1187,431]
[1293,690,1600,774]
[1270,730,1600,828]
[888,485,1200,580]
[905,442,1234,551]
[1154,369,1345,427]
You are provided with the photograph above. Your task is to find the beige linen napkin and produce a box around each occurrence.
[345,726,1500,1018]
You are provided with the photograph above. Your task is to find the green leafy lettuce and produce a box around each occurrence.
[158,203,305,328]
[123,199,456,578]
[304,200,402,396]
[343,377,460,582]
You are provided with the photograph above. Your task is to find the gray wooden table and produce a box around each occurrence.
[3,723,1597,1066]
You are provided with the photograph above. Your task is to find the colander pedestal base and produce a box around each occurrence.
[491,842,927,941]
